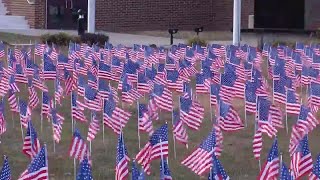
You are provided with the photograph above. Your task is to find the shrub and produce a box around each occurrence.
[79,33,109,47]
[149,44,157,49]
[39,32,109,47]
[271,41,295,49]
[187,36,207,46]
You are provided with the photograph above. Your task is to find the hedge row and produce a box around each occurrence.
[40,32,109,47]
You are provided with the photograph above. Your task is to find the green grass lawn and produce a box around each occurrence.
[0,33,320,180]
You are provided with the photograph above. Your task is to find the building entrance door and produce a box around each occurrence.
[47,0,88,30]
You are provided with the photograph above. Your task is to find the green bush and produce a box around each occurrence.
[187,36,207,46]
[80,33,109,47]
[271,41,295,49]
[40,32,109,47]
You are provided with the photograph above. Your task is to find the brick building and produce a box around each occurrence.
[2,0,320,31]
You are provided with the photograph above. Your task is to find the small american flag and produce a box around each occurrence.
[115,132,129,180]
[252,127,262,160]
[309,154,320,180]
[280,163,294,180]
[152,84,173,111]
[76,157,93,180]
[208,154,230,180]
[136,124,169,175]
[51,109,63,143]
[19,100,31,129]
[217,100,244,131]
[7,90,18,113]
[181,128,218,176]
[138,103,153,136]
[27,79,39,110]
[0,98,6,135]
[103,98,131,135]
[69,129,88,161]
[22,121,40,159]
[18,146,48,180]
[87,111,100,141]
[0,156,11,180]
[180,96,204,130]
[71,92,87,123]
[258,138,279,180]
[172,110,188,147]
[290,135,313,179]
[160,159,172,180]
[84,86,101,111]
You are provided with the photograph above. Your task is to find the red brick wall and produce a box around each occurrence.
[95,0,254,32]
[3,0,45,28]
[305,0,320,30]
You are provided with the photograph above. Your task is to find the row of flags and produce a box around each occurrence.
[0,39,319,179]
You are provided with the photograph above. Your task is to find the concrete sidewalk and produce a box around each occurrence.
[0,29,256,47]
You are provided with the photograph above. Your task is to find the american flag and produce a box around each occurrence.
[257,97,277,138]
[138,103,153,136]
[0,42,5,58]
[308,82,320,107]
[22,121,40,159]
[103,98,131,135]
[41,92,52,115]
[69,129,88,161]
[87,111,100,141]
[152,84,173,111]
[289,106,318,153]
[51,109,63,143]
[132,160,145,180]
[115,132,129,180]
[135,124,169,175]
[180,96,204,130]
[195,73,209,94]
[87,71,98,89]
[19,100,31,128]
[309,154,320,180]
[27,80,39,110]
[18,146,48,180]
[8,75,19,93]
[0,98,6,135]
[71,92,86,123]
[120,74,142,104]
[286,89,301,115]
[137,72,153,94]
[0,75,9,97]
[181,128,218,176]
[64,68,73,95]
[280,163,294,180]
[84,86,101,111]
[7,90,18,113]
[172,110,188,147]
[98,61,114,80]
[208,154,230,180]
[54,79,64,105]
[252,127,262,160]
[210,84,221,107]
[258,138,279,180]
[0,156,11,180]
[160,159,172,180]
[42,55,56,80]
[76,157,93,180]
[245,81,257,113]
[217,100,244,131]
[290,135,313,179]
[34,43,46,56]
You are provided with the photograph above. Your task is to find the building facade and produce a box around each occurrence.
[3,0,320,32]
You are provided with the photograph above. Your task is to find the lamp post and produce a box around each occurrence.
[88,0,96,33]
[168,28,179,45]
[232,0,241,46]
[194,27,204,36]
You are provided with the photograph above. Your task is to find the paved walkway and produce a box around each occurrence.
[0,29,257,47]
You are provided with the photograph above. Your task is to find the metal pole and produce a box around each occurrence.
[232,0,241,46]
[87,0,96,33]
